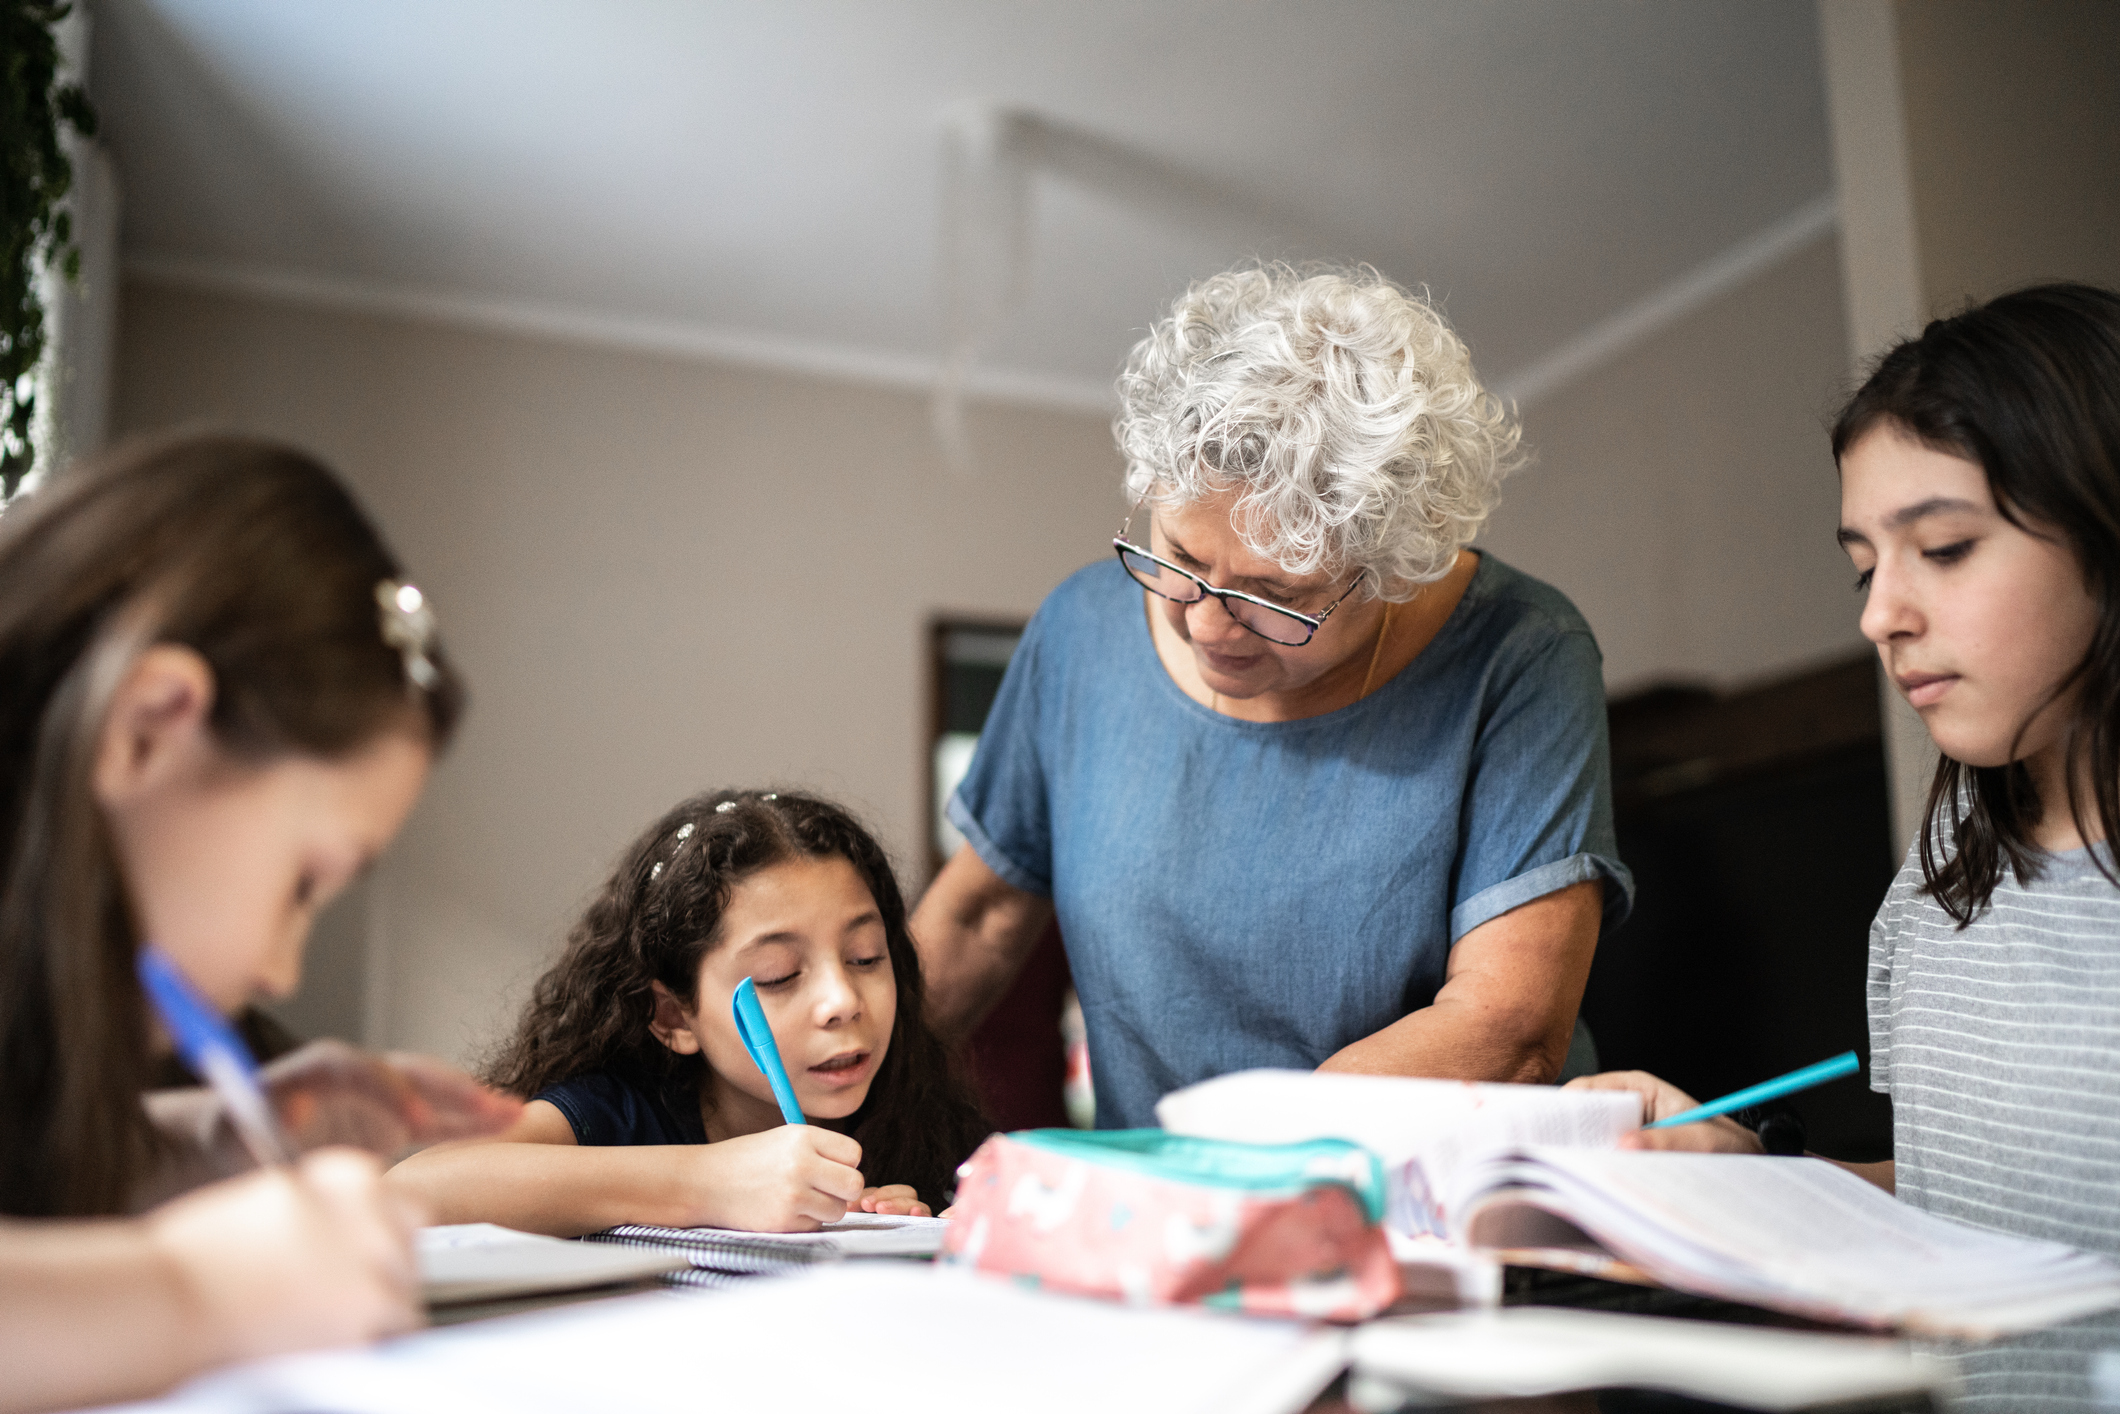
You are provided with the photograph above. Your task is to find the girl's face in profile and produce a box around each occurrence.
[1837,424,2099,773]
[654,855,898,1137]
[96,647,433,1014]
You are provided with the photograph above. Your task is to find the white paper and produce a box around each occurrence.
[83,1263,1349,1414]
[415,1224,685,1304]
[1349,1307,1953,1410]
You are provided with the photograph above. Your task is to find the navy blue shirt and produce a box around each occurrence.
[951,554,1632,1129]
[537,1071,706,1146]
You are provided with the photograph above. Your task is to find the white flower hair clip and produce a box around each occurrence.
[375,580,441,691]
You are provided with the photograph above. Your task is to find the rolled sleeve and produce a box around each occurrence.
[1451,630,1634,942]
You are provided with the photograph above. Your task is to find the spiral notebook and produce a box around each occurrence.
[584,1212,950,1287]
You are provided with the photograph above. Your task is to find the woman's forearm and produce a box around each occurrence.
[0,1219,201,1414]
[909,845,1054,1044]
[1321,880,1602,1083]
[1319,991,1565,1082]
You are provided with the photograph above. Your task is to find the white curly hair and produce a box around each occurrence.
[1114,263,1521,601]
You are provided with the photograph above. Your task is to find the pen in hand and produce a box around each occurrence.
[138,944,295,1168]
[1643,1049,1862,1131]
[732,976,806,1126]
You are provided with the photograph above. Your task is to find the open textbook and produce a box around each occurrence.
[1158,1069,2120,1339]
[1454,1147,2120,1340]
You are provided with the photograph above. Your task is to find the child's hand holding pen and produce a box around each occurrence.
[140,1149,428,1363]
[675,1124,868,1232]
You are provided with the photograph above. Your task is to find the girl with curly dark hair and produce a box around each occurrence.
[393,789,990,1234]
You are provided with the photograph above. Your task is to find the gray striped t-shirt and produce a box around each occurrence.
[1868,841,2120,1259]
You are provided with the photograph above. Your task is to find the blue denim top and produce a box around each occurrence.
[950,554,1632,1129]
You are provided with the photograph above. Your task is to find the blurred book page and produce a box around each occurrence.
[91,1264,1349,1414]
[1350,1307,1951,1410]
[1453,1149,2120,1338]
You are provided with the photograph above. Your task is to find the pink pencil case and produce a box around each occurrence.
[939,1128,1401,1321]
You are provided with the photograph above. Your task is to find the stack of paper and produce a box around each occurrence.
[1156,1068,1639,1236]
[1451,1148,2120,1339]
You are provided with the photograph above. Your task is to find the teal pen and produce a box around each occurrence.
[731,977,806,1126]
[1643,1049,1862,1130]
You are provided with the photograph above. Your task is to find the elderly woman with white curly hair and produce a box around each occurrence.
[912,265,1633,1128]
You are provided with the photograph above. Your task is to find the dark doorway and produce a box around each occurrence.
[1583,654,1898,1161]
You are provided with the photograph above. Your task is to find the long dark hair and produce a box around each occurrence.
[486,789,989,1207]
[0,433,465,1216]
[1832,283,2120,922]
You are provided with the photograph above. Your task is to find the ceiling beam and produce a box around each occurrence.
[123,252,1118,416]
[1490,194,1839,409]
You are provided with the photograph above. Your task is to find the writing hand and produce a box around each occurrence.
[1565,1070,1764,1154]
[143,1148,427,1366]
[686,1125,865,1232]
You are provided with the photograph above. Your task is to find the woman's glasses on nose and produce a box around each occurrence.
[1113,504,1358,647]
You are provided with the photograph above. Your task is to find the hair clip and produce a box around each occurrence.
[375,580,440,691]
[715,801,737,814]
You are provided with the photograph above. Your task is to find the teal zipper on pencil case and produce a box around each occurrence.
[1009,1128,1389,1221]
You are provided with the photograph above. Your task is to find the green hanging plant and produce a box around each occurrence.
[3,0,98,501]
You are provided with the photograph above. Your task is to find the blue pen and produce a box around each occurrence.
[137,944,294,1167]
[1644,1049,1862,1130]
[732,977,806,1126]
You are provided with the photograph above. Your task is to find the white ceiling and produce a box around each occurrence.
[91,0,1834,407]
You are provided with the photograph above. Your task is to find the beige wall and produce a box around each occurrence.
[1898,0,2120,309]
[1482,234,1863,693]
[113,281,1124,1061]
[113,243,1860,1061]
[1820,0,2120,853]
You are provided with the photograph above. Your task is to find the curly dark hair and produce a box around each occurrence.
[485,789,990,1207]
[1833,282,2120,922]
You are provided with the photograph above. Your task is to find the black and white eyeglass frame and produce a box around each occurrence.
[1111,498,1361,648]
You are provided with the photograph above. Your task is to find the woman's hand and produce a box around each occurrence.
[145,1148,427,1367]
[855,1184,931,1217]
[687,1126,865,1232]
[264,1040,523,1157]
[1565,1070,1763,1154]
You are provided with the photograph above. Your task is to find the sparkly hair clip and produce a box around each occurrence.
[652,822,696,880]
[375,580,440,691]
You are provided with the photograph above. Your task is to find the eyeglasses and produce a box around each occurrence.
[1112,500,1359,647]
